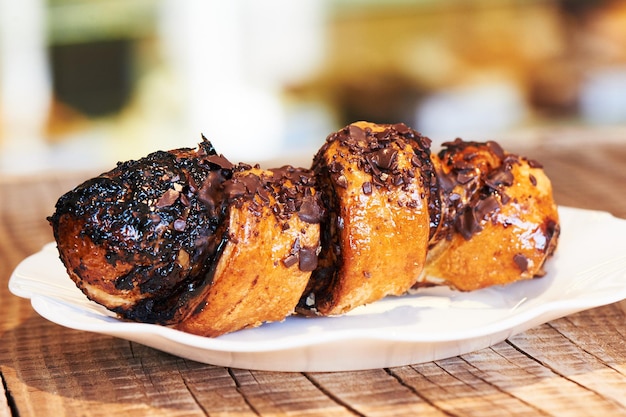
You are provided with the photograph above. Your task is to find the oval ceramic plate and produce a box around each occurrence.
[9,206,626,372]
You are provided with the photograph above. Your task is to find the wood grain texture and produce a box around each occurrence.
[2,133,626,416]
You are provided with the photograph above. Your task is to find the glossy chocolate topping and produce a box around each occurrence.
[320,122,440,236]
[299,122,438,314]
[431,138,520,243]
[48,138,234,323]
[223,165,323,272]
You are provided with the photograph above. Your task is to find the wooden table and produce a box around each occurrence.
[2,130,626,416]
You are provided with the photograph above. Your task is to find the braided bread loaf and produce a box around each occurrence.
[49,122,560,336]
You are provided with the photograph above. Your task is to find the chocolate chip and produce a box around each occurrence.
[375,130,391,141]
[474,195,500,220]
[486,141,505,160]
[437,172,456,193]
[256,186,271,203]
[370,148,398,170]
[406,199,419,208]
[285,199,296,213]
[329,161,343,174]
[335,174,348,188]
[485,169,514,189]
[224,181,247,199]
[362,181,373,195]
[513,253,528,272]
[393,123,410,134]
[298,196,322,223]
[197,171,224,212]
[298,246,318,271]
[410,154,423,168]
[529,174,537,186]
[455,207,483,240]
[239,174,262,195]
[348,124,367,143]
[456,169,475,184]
[155,189,179,208]
[203,154,234,170]
[282,254,298,268]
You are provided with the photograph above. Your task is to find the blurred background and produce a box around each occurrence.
[2,0,626,175]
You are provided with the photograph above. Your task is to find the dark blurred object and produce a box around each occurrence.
[331,74,423,127]
[50,39,132,117]
[558,0,609,19]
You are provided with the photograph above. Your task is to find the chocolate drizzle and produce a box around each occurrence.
[324,123,439,237]
[49,122,560,332]
[49,137,234,324]
[333,123,433,196]
[224,165,323,273]
[432,138,526,243]
[298,122,438,314]
[225,165,322,225]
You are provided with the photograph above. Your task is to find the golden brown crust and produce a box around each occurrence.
[48,124,561,337]
[298,121,435,316]
[416,139,560,291]
[176,166,322,336]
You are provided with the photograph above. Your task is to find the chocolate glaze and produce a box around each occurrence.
[428,138,560,283]
[298,122,438,313]
[49,138,233,324]
[430,138,524,245]
[223,165,323,273]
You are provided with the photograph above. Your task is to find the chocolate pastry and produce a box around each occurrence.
[297,121,436,316]
[417,139,560,291]
[176,165,322,336]
[48,139,233,325]
[49,140,322,336]
[49,123,560,337]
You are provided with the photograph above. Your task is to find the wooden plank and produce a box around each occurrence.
[391,359,545,416]
[228,368,355,417]
[467,341,625,416]
[507,305,626,411]
[2,319,203,416]
[521,144,626,218]
[174,362,259,417]
[306,369,446,416]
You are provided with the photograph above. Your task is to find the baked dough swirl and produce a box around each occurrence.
[48,140,233,325]
[176,165,322,336]
[297,121,436,316]
[49,123,560,336]
[417,138,560,291]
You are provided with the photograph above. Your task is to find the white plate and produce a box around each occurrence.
[9,206,626,372]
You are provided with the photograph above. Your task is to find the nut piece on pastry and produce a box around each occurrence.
[417,139,560,291]
[48,138,234,324]
[298,121,438,316]
[176,165,323,336]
